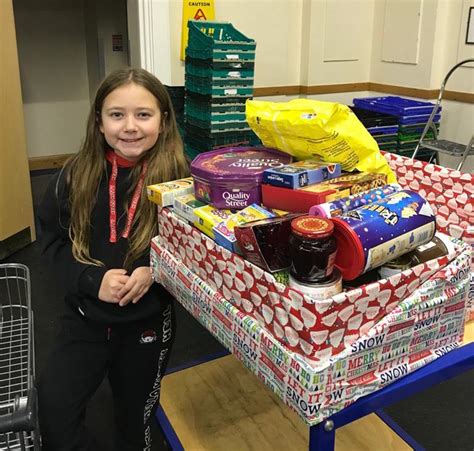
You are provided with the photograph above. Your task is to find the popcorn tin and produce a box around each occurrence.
[332,189,436,280]
[191,146,292,209]
[151,238,470,426]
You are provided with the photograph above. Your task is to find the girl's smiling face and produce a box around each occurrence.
[100,82,162,162]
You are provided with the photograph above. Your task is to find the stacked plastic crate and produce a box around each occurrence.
[350,106,399,152]
[165,86,185,138]
[184,20,258,161]
[353,96,441,162]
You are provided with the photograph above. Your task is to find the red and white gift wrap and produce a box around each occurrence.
[157,208,470,360]
[151,240,470,425]
[383,153,474,320]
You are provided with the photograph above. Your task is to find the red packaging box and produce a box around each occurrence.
[262,172,387,212]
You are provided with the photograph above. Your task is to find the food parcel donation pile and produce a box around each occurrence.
[147,99,473,425]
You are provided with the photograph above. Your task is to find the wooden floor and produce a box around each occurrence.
[160,321,474,451]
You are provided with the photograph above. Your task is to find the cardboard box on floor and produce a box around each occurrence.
[151,237,470,425]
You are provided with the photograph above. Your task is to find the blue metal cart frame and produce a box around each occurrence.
[156,341,474,451]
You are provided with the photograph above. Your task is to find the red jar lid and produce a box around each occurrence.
[291,215,334,238]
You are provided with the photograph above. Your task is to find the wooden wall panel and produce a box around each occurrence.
[0,0,35,241]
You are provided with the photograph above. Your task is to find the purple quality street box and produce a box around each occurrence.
[191,146,292,210]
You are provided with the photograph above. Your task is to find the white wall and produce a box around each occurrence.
[371,0,473,91]
[14,0,91,158]
[302,0,375,85]
[164,0,373,87]
[166,0,304,87]
[95,0,129,81]
[84,0,130,100]
[15,0,472,166]
[14,0,129,159]
[370,0,473,171]
[371,0,436,88]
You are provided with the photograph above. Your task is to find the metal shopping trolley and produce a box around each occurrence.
[0,264,40,450]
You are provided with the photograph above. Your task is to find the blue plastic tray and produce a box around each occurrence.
[353,96,441,116]
[399,114,441,125]
[367,125,399,135]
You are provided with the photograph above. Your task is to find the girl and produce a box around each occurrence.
[37,68,188,450]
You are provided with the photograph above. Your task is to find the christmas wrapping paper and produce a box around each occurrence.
[383,152,474,319]
[150,240,470,425]
[157,207,470,360]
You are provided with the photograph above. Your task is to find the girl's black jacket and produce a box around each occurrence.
[38,162,173,324]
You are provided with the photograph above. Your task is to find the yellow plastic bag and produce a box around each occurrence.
[246,98,396,183]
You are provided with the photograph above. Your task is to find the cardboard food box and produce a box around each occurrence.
[262,159,342,189]
[173,194,206,223]
[150,153,474,425]
[147,177,194,207]
[193,205,234,239]
[213,204,276,253]
[262,172,387,212]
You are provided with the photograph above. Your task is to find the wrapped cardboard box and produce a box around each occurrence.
[383,153,474,322]
[157,207,470,361]
[151,241,470,425]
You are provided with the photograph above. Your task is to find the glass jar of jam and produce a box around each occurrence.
[289,215,337,284]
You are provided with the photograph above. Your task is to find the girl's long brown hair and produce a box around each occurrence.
[65,68,189,269]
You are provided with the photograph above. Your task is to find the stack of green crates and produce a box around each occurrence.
[165,86,185,138]
[184,20,260,160]
[397,123,440,160]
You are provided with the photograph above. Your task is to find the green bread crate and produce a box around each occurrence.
[397,148,438,163]
[185,77,254,97]
[186,56,255,71]
[187,20,256,51]
[378,144,398,152]
[398,130,436,142]
[184,143,203,161]
[186,47,256,61]
[398,123,440,134]
[185,103,247,123]
[186,115,249,132]
[185,73,254,88]
[186,61,254,80]
[185,125,255,150]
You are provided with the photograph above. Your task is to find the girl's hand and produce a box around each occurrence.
[117,266,153,307]
[98,269,130,303]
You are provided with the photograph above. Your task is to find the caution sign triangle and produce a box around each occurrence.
[194,8,207,20]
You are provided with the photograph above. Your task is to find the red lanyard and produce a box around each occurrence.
[108,153,148,243]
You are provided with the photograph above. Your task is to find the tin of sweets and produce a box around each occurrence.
[289,269,342,301]
[332,190,436,280]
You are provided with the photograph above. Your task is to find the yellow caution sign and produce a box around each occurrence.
[180,0,215,60]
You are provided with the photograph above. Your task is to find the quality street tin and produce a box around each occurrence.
[332,190,436,280]
[191,147,292,209]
